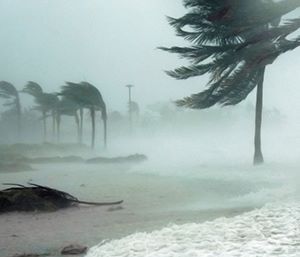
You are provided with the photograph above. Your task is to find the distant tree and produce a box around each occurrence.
[161,0,300,164]
[109,111,123,123]
[56,96,81,143]
[129,101,140,119]
[60,82,107,149]
[0,81,22,139]
[23,82,59,142]
[80,82,107,149]
[60,82,88,144]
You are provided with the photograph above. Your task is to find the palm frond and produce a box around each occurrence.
[0,81,18,99]
[163,0,300,110]
[165,63,213,80]
[23,81,43,97]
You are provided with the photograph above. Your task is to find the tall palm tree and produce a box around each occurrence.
[0,81,22,139]
[130,101,140,119]
[80,82,107,149]
[60,82,88,144]
[23,81,59,142]
[60,82,107,149]
[160,0,300,164]
[56,96,81,143]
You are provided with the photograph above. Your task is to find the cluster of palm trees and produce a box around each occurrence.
[0,81,107,149]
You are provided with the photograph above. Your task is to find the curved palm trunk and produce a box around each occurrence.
[15,95,22,141]
[42,111,47,142]
[101,106,107,149]
[52,110,56,142]
[103,118,107,149]
[56,113,61,143]
[90,107,96,149]
[253,67,266,165]
[74,112,80,144]
[79,108,83,144]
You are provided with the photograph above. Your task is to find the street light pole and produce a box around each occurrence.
[126,84,134,130]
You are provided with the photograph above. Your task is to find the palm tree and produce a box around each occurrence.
[128,101,140,127]
[0,81,22,139]
[56,96,81,143]
[60,82,87,144]
[160,0,300,164]
[60,82,107,149]
[80,82,107,149]
[23,82,59,142]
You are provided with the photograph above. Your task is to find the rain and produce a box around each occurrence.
[0,1,300,257]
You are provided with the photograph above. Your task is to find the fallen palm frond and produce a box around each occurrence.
[0,183,123,213]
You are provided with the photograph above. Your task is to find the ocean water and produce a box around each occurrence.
[1,120,299,257]
[84,133,300,257]
[86,202,300,257]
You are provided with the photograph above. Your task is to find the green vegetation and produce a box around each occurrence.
[60,82,107,149]
[0,81,22,140]
[161,0,300,164]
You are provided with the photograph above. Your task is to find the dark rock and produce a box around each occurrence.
[61,244,87,255]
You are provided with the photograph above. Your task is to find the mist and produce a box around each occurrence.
[1,1,300,257]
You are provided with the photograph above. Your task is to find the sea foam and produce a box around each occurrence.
[86,202,300,257]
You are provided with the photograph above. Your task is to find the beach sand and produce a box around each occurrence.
[0,163,255,257]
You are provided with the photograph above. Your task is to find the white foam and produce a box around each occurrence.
[86,202,300,257]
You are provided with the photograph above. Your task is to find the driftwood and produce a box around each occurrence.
[0,183,123,213]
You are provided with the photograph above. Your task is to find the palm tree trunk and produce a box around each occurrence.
[56,113,61,143]
[91,107,95,149]
[42,111,47,142]
[103,118,107,149]
[52,110,56,142]
[253,67,266,165]
[75,112,80,144]
[79,108,83,144]
[16,95,22,141]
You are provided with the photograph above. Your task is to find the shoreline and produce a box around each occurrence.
[0,204,254,257]
[0,163,258,257]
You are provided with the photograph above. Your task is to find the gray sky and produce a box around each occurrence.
[0,0,300,118]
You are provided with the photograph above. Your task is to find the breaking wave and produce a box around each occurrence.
[86,202,300,257]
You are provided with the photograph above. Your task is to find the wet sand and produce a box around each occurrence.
[0,163,255,257]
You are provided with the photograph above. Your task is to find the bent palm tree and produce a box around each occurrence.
[23,82,59,142]
[161,0,300,164]
[130,101,140,119]
[60,82,88,144]
[60,82,107,149]
[56,96,81,143]
[80,82,107,149]
[0,81,22,139]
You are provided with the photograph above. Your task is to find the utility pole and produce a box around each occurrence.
[126,84,134,131]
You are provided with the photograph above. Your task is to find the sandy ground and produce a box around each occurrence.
[0,163,255,257]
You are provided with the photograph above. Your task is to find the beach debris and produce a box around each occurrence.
[86,154,147,164]
[0,183,123,213]
[61,244,88,255]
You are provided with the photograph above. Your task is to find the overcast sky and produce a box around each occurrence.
[0,0,300,118]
